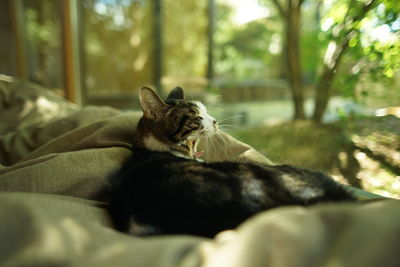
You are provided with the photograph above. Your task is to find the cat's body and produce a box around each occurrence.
[109,86,355,238]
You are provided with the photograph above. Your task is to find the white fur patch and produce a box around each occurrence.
[296,187,323,199]
[194,101,218,136]
[143,134,169,152]
[128,218,158,235]
[280,174,324,200]
[171,151,192,159]
[241,179,264,199]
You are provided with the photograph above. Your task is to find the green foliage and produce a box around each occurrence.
[320,0,400,106]
[301,31,321,84]
[83,0,209,95]
[83,0,153,95]
[215,3,282,81]
[23,0,63,89]
[22,0,400,109]
[215,0,399,119]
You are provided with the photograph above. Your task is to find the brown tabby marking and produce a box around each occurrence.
[108,86,355,238]
[133,86,217,158]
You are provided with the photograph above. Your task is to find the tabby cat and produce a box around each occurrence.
[109,86,355,238]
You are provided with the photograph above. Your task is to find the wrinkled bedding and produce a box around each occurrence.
[0,77,399,267]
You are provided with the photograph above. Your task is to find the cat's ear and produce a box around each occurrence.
[166,86,184,101]
[139,87,169,121]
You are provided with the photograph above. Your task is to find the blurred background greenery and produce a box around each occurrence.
[0,0,399,198]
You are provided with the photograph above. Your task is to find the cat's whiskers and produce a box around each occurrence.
[203,136,211,159]
[202,135,213,159]
[206,131,232,160]
[202,135,218,161]
[218,128,244,143]
[218,125,244,132]
[220,125,255,134]
[216,132,234,159]
[217,114,244,124]
[209,136,220,160]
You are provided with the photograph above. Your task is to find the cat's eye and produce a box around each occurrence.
[198,117,203,120]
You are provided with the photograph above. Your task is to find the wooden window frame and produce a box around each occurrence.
[10,0,83,105]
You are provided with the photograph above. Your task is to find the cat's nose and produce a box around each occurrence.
[212,120,217,129]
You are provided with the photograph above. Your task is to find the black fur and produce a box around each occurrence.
[109,148,355,238]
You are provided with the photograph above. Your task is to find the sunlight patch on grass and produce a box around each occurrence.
[234,119,400,199]
[235,120,347,172]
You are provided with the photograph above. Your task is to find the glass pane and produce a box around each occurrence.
[163,0,208,93]
[82,0,153,98]
[23,0,63,90]
[214,0,281,83]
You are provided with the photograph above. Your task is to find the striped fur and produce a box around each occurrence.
[133,86,217,158]
[109,86,355,237]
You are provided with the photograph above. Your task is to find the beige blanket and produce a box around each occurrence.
[0,77,398,267]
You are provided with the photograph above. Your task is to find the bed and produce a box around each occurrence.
[0,76,399,267]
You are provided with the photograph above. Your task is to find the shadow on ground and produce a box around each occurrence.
[234,115,400,199]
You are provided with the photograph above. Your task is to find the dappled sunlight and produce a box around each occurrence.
[16,222,68,262]
[1,1,400,265]
[222,0,270,25]
[18,95,74,123]
[375,107,400,117]
[2,0,399,194]
[235,115,400,199]
[355,151,400,199]
[60,218,91,254]
[323,41,338,68]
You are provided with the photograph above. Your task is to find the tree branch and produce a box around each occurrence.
[353,0,378,22]
[312,0,378,123]
[271,0,287,17]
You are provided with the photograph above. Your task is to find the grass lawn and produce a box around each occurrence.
[233,115,400,199]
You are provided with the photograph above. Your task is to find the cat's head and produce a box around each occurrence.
[137,86,218,158]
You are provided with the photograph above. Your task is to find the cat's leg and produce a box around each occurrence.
[109,190,164,236]
[108,192,133,233]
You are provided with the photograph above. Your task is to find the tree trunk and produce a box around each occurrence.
[271,0,305,120]
[312,0,377,123]
[286,0,305,120]
[312,39,349,123]
[206,0,215,85]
